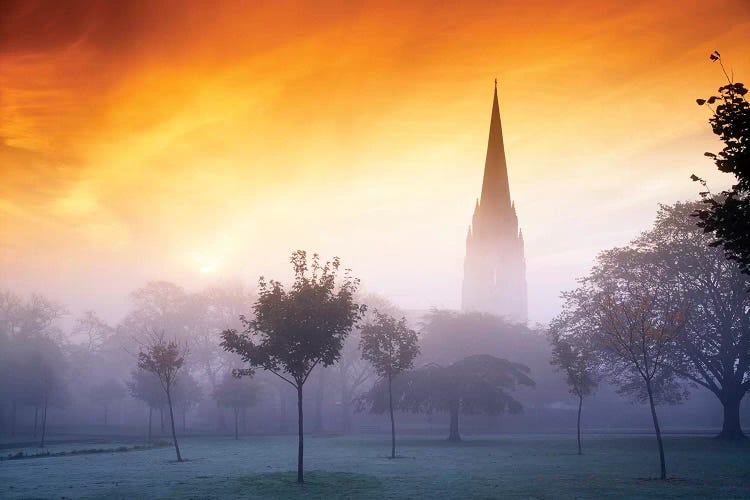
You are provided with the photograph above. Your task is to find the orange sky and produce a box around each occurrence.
[1,0,749,322]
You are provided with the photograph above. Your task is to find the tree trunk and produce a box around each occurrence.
[234,407,239,440]
[717,394,746,440]
[646,380,666,480]
[33,406,38,438]
[39,398,48,448]
[160,408,165,434]
[577,394,583,455]
[388,372,396,458]
[297,385,304,484]
[148,406,153,441]
[166,390,182,462]
[448,401,461,442]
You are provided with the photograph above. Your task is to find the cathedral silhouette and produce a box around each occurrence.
[462,82,528,323]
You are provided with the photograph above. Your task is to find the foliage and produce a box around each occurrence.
[220,250,364,482]
[360,354,534,441]
[137,333,186,394]
[546,324,597,399]
[136,331,188,461]
[221,250,364,390]
[693,51,750,274]
[628,201,750,438]
[360,311,420,379]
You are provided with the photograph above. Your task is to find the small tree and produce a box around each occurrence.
[89,379,127,425]
[362,354,533,442]
[221,250,364,483]
[137,332,187,462]
[693,52,750,274]
[547,323,597,455]
[360,311,419,458]
[561,248,687,479]
[127,369,166,440]
[214,372,260,439]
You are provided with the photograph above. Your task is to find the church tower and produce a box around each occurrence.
[461,82,528,322]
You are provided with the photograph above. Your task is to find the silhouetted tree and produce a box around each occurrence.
[137,332,187,462]
[221,250,364,483]
[630,202,750,440]
[89,379,126,425]
[547,319,598,455]
[693,52,750,274]
[360,311,419,458]
[214,372,260,439]
[559,248,687,479]
[362,354,533,442]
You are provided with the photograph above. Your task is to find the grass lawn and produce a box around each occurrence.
[1,433,749,499]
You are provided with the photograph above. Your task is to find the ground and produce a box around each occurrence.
[2,434,749,499]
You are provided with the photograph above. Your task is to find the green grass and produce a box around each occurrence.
[2,434,749,499]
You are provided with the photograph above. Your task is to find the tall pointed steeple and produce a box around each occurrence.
[479,80,511,212]
[461,81,528,323]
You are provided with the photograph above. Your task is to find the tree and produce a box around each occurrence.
[221,250,364,483]
[89,379,126,425]
[137,332,187,462]
[127,369,166,441]
[213,372,260,439]
[558,248,687,479]
[333,294,393,433]
[693,52,750,274]
[631,202,750,440]
[360,311,419,458]
[547,320,598,455]
[362,354,533,442]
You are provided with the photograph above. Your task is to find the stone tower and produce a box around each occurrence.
[461,82,528,322]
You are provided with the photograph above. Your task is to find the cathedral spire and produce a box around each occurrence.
[462,81,527,323]
[479,82,511,211]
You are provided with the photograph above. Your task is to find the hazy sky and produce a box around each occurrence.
[1,0,749,323]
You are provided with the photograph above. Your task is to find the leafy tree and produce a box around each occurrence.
[89,379,126,425]
[558,248,687,479]
[127,368,166,440]
[630,202,750,440]
[360,311,420,458]
[213,372,260,439]
[546,323,597,455]
[221,250,364,483]
[137,332,188,462]
[362,354,533,442]
[693,51,750,274]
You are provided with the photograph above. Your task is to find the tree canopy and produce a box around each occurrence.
[693,52,750,274]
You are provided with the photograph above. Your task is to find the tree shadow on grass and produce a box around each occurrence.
[234,471,381,499]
